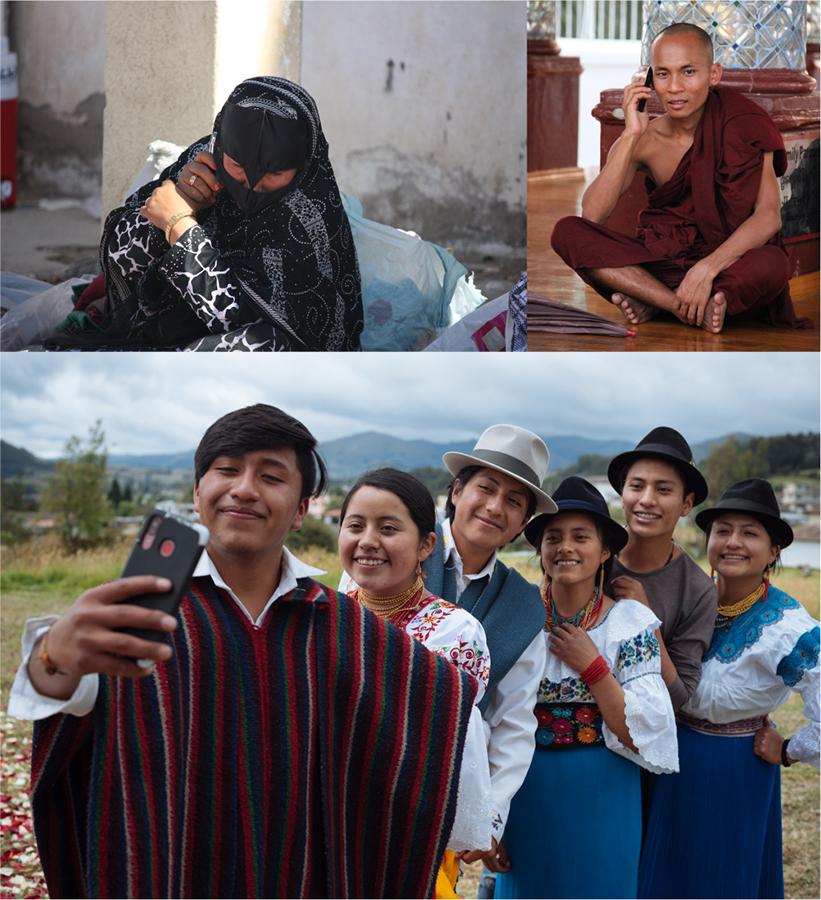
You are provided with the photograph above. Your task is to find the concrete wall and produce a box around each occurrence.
[300,0,526,252]
[102,0,301,217]
[8,0,526,258]
[8,0,106,200]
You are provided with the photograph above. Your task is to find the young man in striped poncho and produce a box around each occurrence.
[9,404,477,899]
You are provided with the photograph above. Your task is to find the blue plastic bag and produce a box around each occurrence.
[342,194,485,351]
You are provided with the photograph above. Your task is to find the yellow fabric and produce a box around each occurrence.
[434,850,460,899]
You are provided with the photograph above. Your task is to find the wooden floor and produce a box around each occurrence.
[527,173,821,353]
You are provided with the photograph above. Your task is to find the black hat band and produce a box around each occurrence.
[469,449,541,491]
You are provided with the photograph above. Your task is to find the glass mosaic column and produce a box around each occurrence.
[641,1,816,96]
[528,1,560,53]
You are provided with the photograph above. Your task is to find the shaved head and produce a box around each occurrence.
[652,23,714,65]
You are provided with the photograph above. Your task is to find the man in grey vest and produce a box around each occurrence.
[424,424,555,879]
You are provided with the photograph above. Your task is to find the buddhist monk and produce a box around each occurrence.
[551,23,800,333]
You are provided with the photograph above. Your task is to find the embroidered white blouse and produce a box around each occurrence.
[341,518,545,844]
[386,596,494,853]
[683,585,820,768]
[538,599,679,774]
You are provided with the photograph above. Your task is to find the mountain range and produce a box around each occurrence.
[1,431,756,481]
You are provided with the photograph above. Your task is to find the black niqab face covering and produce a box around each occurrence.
[214,101,310,216]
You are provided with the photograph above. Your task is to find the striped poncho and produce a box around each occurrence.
[31,576,476,898]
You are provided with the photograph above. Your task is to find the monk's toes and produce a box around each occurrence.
[704,292,727,334]
[611,295,635,322]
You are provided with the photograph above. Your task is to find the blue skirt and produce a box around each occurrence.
[495,745,641,899]
[638,724,783,899]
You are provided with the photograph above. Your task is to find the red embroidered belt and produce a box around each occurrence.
[535,702,604,750]
[677,712,768,736]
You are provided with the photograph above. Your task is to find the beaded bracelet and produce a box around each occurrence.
[39,628,66,677]
[580,655,610,686]
[164,211,195,243]
[781,738,793,768]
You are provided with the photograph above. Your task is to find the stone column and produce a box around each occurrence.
[102,0,301,218]
[528,0,583,172]
[591,0,819,274]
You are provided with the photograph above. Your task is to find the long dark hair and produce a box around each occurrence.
[340,468,436,538]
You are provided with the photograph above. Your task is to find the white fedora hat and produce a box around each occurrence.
[443,424,557,514]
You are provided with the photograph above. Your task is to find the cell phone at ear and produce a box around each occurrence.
[637,67,653,113]
[118,509,209,642]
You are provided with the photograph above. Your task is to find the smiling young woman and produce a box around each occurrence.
[338,468,493,895]
[639,479,819,899]
[494,477,678,900]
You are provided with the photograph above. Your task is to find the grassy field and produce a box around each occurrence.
[0,539,818,898]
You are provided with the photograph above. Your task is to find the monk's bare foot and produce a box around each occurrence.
[611,292,658,325]
[701,291,727,334]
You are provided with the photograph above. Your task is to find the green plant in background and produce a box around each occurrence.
[40,422,111,553]
[1,476,33,546]
[286,516,338,554]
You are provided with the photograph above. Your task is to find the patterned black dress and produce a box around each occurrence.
[85,77,362,351]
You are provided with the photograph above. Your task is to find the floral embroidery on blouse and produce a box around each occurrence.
[776,626,820,688]
[407,599,459,641]
[436,638,490,687]
[537,673,594,704]
[534,703,604,749]
[616,630,660,671]
[705,587,800,665]
[408,599,491,687]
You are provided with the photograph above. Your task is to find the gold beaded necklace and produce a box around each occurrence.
[540,580,604,633]
[358,576,425,619]
[716,581,767,620]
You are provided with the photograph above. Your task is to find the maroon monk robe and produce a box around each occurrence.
[551,85,806,327]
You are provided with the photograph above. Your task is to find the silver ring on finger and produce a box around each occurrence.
[188,174,197,186]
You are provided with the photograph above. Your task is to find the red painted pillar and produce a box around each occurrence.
[0,35,18,209]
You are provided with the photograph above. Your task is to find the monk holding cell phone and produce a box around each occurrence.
[551,23,804,333]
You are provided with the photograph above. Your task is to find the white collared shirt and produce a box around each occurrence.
[439,517,498,599]
[438,518,544,843]
[8,547,324,721]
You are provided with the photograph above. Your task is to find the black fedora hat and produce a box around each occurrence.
[695,479,793,548]
[607,426,709,506]
[524,476,628,553]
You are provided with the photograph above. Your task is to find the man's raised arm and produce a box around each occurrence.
[25,576,178,700]
[581,78,652,223]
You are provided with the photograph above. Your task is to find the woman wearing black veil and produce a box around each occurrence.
[58,77,362,351]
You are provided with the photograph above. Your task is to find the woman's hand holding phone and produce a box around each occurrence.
[177,151,222,211]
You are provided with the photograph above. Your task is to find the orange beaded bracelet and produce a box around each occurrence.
[38,628,67,676]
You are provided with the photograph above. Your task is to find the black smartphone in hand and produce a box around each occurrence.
[118,509,209,642]
[637,67,653,113]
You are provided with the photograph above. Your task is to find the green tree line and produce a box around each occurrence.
[2,428,818,553]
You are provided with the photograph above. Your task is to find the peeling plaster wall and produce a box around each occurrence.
[9,0,106,199]
[300,0,525,253]
[102,0,302,218]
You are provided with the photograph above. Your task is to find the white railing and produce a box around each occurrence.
[558,0,643,41]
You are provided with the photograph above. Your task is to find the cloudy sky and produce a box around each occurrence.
[2,352,818,459]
